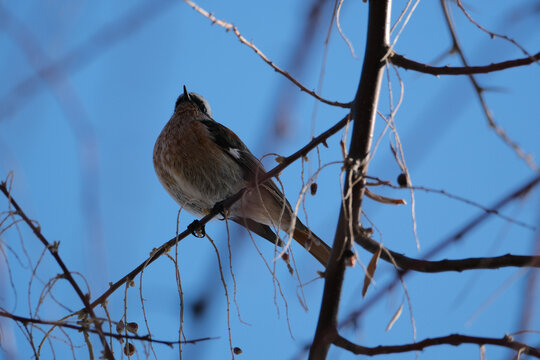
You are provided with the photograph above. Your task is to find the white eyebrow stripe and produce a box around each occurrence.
[228,148,241,159]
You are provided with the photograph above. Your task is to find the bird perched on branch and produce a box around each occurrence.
[153,86,331,267]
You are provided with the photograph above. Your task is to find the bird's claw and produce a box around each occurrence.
[188,220,206,238]
[212,200,227,217]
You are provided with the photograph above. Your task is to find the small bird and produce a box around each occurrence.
[153,86,331,267]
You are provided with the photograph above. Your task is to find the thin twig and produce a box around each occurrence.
[440,0,538,171]
[371,180,537,230]
[341,174,540,329]
[206,234,235,360]
[335,0,358,58]
[0,182,113,359]
[183,0,350,108]
[456,0,539,63]
[0,310,216,347]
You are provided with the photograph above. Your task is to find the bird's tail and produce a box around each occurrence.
[292,220,331,267]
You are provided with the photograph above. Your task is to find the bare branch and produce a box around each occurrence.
[333,333,540,357]
[356,233,540,272]
[440,0,538,171]
[183,0,351,109]
[423,174,540,260]
[0,310,216,347]
[0,182,113,359]
[456,0,538,61]
[390,50,540,75]
[336,0,358,58]
[309,0,391,358]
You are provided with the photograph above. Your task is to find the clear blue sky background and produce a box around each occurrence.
[1,1,539,359]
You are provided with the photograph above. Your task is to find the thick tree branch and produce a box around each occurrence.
[333,333,540,357]
[0,182,114,359]
[309,0,391,358]
[389,51,540,75]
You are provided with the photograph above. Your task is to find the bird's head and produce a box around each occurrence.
[174,85,212,117]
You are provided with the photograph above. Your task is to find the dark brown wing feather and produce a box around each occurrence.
[201,119,331,267]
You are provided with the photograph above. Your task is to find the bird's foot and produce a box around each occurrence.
[212,200,229,217]
[188,220,206,238]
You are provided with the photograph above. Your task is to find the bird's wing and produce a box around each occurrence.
[200,119,280,189]
[201,118,293,219]
[201,119,331,267]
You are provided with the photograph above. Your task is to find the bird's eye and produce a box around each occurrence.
[190,94,212,117]
[192,98,207,114]
[198,103,208,114]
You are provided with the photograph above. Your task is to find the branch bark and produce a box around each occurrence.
[390,50,540,75]
[357,233,540,272]
[333,333,540,357]
[308,0,391,358]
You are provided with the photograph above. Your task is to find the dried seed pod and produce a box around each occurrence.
[116,320,124,334]
[126,322,139,334]
[397,173,409,187]
[310,183,318,195]
[124,343,135,356]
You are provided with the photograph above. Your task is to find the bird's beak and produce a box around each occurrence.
[183,85,192,101]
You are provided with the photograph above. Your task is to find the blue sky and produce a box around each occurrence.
[1,1,539,359]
